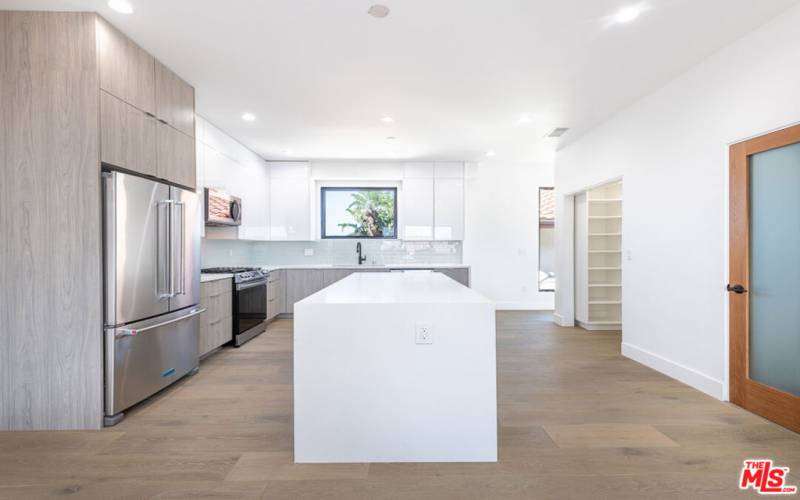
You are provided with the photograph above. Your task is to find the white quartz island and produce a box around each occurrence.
[294,271,497,463]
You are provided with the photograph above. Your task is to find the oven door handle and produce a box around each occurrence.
[236,279,268,291]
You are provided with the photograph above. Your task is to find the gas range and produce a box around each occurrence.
[201,267,267,284]
[201,267,268,347]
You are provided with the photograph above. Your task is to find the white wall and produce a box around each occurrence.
[464,162,555,310]
[554,4,800,400]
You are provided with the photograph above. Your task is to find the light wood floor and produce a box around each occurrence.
[1,312,798,499]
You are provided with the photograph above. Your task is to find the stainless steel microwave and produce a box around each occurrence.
[204,188,242,226]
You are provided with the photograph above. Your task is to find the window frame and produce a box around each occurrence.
[320,186,399,240]
[538,186,555,292]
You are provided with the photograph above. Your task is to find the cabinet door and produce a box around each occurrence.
[96,16,155,114]
[156,122,196,189]
[234,160,270,241]
[401,177,434,240]
[436,268,470,287]
[285,270,323,312]
[267,270,286,320]
[322,269,354,288]
[155,60,195,137]
[434,162,464,179]
[434,178,464,240]
[269,164,310,241]
[403,162,434,179]
[100,91,156,176]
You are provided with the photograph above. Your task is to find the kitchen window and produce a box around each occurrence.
[321,187,397,239]
[539,187,556,291]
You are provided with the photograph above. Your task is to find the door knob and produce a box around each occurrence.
[726,284,747,294]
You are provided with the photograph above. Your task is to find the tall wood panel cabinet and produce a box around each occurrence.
[1,11,104,430]
[1,11,197,430]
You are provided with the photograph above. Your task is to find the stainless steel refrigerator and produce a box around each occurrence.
[103,171,202,426]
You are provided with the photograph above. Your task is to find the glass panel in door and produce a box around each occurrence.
[749,142,800,396]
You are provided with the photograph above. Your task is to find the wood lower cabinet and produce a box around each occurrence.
[435,268,470,287]
[100,90,156,176]
[285,270,324,313]
[155,60,195,137]
[322,269,355,288]
[156,121,196,188]
[96,16,155,116]
[267,270,286,320]
[199,279,233,357]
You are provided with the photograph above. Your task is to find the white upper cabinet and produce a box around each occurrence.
[270,162,311,241]
[434,162,464,179]
[234,158,270,241]
[403,162,435,179]
[401,177,434,240]
[434,162,465,241]
[197,116,270,241]
[401,162,464,241]
[401,163,435,240]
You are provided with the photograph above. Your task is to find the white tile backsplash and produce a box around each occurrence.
[202,239,462,268]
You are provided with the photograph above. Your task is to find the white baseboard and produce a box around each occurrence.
[495,302,555,311]
[621,342,724,400]
[553,313,574,327]
[576,320,620,331]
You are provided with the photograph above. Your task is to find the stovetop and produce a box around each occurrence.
[201,267,267,284]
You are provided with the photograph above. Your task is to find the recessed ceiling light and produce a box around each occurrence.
[485,150,497,157]
[367,4,390,18]
[241,113,256,122]
[613,5,642,24]
[108,0,134,14]
[381,116,394,123]
[386,136,397,140]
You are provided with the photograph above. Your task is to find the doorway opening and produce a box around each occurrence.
[574,180,623,331]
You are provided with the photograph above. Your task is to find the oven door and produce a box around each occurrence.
[234,279,267,345]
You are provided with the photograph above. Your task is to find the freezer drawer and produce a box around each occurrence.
[105,307,203,417]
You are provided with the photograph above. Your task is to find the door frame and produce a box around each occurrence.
[729,123,800,433]
[555,175,623,329]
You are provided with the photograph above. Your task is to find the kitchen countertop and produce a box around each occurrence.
[299,270,487,305]
[200,265,468,282]
[259,263,470,272]
[201,273,235,283]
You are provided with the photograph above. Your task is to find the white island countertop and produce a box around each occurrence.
[294,270,497,463]
[259,263,470,272]
[301,269,488,305]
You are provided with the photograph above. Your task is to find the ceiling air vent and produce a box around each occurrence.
[546,127,570,138]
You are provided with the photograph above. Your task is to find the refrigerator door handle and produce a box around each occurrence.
[173,201,186,296]
[115,308,206,338]
[156,200,173,299]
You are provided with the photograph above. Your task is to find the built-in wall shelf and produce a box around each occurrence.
[576,180,623,331]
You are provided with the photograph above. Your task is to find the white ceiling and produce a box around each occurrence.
[4,0,798,162]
